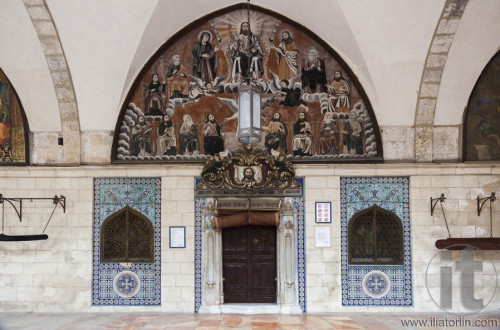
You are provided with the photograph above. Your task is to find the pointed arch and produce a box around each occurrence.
[463,50,500,161]
[0,68,29,165]
[112,3,382,164]
[100,205,154,263]
[348,205,403,265]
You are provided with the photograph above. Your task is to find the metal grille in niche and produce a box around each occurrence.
[348,205,403,265]
[101,206,154,263]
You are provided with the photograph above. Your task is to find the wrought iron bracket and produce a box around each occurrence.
[430,193,446,216]
[477,192,495,216]
[0,194,66,222]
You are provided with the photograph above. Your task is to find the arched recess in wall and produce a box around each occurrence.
[111,3,382,164]
[0,68,29,165]
[101,205,154,263]
[348,205,403,265]
[463,50,500,161]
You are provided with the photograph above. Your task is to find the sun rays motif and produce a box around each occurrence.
[210,9,280,77]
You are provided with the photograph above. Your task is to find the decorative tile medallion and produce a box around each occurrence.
[362,270,391,298]
[341,177,412,306]
[113,271,141,298]
[92,177,161,306]
[194,177,306,313]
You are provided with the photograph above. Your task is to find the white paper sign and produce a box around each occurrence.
[315,226,330,247]
[170,227,185,248]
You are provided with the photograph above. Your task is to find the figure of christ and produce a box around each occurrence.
[229,22,264,82]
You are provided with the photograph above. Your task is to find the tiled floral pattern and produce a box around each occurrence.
[341,177,412,306]
[92,177,161,306]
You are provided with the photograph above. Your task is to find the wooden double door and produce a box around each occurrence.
[222,225,277,303]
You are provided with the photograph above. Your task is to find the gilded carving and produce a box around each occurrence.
[198,146,299,191]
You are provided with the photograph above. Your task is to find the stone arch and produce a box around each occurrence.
[23,0,80,165]
[414,0,469,162]
[112,3,382,164]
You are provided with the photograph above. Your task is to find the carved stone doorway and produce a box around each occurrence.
[223,225,277,303]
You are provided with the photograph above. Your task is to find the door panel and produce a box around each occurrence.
[223,225,277,303]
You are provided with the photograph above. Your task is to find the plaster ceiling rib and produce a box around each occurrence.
[23,0,80,165]
[414,0,468,163]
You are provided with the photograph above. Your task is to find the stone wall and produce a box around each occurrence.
[0,164,498,313]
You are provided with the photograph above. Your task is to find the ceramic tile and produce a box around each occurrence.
[92,178,161,306]
[341,177,412,307]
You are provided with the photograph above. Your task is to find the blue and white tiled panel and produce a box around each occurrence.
[92,177,161,306]
[341,177,412,307]
[343,265,412,306]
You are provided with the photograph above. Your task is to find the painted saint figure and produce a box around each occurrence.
[318,112,339,155]
[301,48,327,93]
[131,115,152,157]
[264,112,288,154]
[192,32,220,83]
[166,55,189,99]
[0,96,10,145]
[272,31,298,80]
[343,114,364,155]
[156,114,177,156]
[203,113,224,156]
[145,74,164,96]
[179,114,199,156]
[229,22,264,81]
[327,71,350,113]
[292,112,313,156]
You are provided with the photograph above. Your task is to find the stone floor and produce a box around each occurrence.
[0,313,499,329]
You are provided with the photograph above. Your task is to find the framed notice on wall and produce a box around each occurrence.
[315,202,331,223]
[315,227,330,247]
[169,226,185,248]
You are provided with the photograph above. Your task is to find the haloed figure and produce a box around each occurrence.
[156,114,176,156]
[131,115,152,157]
[192,31,220,83]
[203,113,224,156]
[229,22,264,81]
[273,30,298,80]
[292,112,313,156]
[179,114,199,156]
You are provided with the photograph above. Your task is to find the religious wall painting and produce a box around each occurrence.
[0,68,28,164]
[464,51,500,161]
[114,5,381,163]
